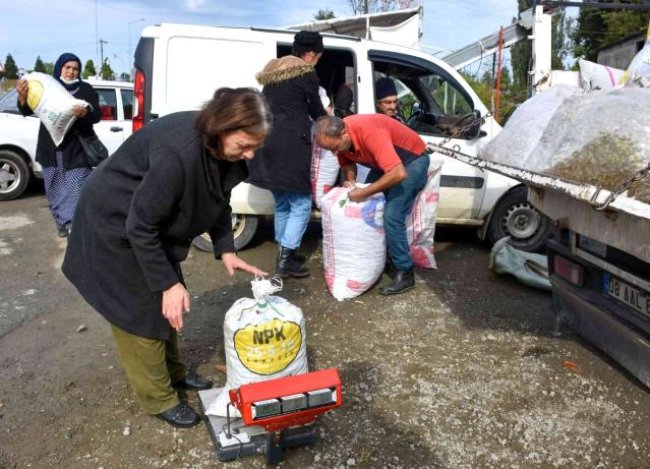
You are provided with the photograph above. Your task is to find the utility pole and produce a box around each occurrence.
[99,39,108,78]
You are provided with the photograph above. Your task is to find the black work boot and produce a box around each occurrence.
[275,246,310,278]
[379,268,415,295]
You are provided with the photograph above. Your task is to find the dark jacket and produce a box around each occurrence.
[62,111,247,340]
[247,55,326,193]
[19,80,101,169]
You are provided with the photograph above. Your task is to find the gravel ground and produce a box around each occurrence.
[0,193,649,468]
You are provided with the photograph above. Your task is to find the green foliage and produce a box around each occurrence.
[2,53,19,79]
[572,0,650,61]
[83,60,97,79]
[100,60,114,81]
[314,9,335,20]
[33,56,46,73]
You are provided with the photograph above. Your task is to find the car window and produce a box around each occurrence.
[0,89,20,113]
[95,88,118,121]
[121,89,133,120]
[372,59,475,138]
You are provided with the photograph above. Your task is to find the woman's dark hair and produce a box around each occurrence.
[195,87,272,156]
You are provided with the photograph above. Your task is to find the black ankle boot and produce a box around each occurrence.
[379,268,415,295]
[276,246,310,278]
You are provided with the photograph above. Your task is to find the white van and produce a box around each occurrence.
[133,24,549,251]
[0,80,133,200]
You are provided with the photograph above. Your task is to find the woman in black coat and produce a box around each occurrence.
[62,88,272,428]
[247,31,327,278]
[16,53,101,237]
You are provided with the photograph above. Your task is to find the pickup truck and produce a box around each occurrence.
[434,110,650,388]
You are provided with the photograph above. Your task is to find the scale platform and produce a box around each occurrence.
[198,387,317,462]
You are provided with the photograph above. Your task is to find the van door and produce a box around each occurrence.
[94,85,127,155]
[368,51,488,222]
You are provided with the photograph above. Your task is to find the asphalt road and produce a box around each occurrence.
[1,189,649,468]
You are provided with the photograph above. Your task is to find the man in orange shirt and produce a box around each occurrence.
[314,114,430,295]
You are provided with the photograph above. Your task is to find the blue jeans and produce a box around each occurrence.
[366,154,430,271]
[271,190,312,250]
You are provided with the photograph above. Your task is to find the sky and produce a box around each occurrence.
[0,0,520,78]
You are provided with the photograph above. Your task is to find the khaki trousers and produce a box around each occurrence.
[110,324,187,415]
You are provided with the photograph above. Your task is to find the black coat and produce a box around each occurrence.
[62,111,247,340]
[19,81,101,169]
[247,56,326,193]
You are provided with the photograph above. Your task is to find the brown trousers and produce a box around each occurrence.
[110,324,187,415]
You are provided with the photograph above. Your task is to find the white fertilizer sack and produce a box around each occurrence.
[206,278,308,417]
[24,72,88,146]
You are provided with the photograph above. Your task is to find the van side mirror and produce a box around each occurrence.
[463,109,484,139]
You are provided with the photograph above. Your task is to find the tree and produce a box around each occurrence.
[33,56,46,73]
[43,62,54,75]
[572,0,650,61]
[345,0,417,15]
[511,0,532,93]
[314,9,335,20]
[100,59,114,81]
[511,0,569,95]
[82,59,97,79]
[2,53,19,79]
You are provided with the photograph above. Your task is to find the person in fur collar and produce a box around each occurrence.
[247,31,327,278]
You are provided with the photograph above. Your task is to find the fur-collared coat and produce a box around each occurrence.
[247,55,326,193]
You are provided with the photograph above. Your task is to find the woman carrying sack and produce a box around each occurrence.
[16,53,101,238]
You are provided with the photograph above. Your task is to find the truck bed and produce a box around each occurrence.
[431,146,650,263]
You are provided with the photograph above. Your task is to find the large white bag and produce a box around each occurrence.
[578,59,624,92]
[478,84,581,169]
[406,154,443,269]
[321,186,386,301]
[310,138,340,209]
[206,278,308,417]
[23,72,89,146]
[622,22,650,86]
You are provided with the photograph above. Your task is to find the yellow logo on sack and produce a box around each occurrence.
[26,79,44,111]
[233,318,302,375]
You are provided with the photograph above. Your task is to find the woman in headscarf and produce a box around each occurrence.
[16,53,101,237]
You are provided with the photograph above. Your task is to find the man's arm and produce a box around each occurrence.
[348,164,407,202]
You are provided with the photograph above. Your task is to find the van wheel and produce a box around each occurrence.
[0,150,30,201]
[487,186,549,253]
[192,214,259,252]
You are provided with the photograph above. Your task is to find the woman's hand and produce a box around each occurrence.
[72,105,88,118]
[16,79,28,106]
[162,282,190,331]
[221,252,268,277]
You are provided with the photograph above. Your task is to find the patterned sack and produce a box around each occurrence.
[406,155,443,269]
[310,137,340,208]
[321,186,386,300]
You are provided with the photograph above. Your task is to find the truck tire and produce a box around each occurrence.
[192,214,259,252]
[486,186,549,253]
[0,150,30,201]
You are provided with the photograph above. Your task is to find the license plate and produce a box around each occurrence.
[603,274,650,318]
